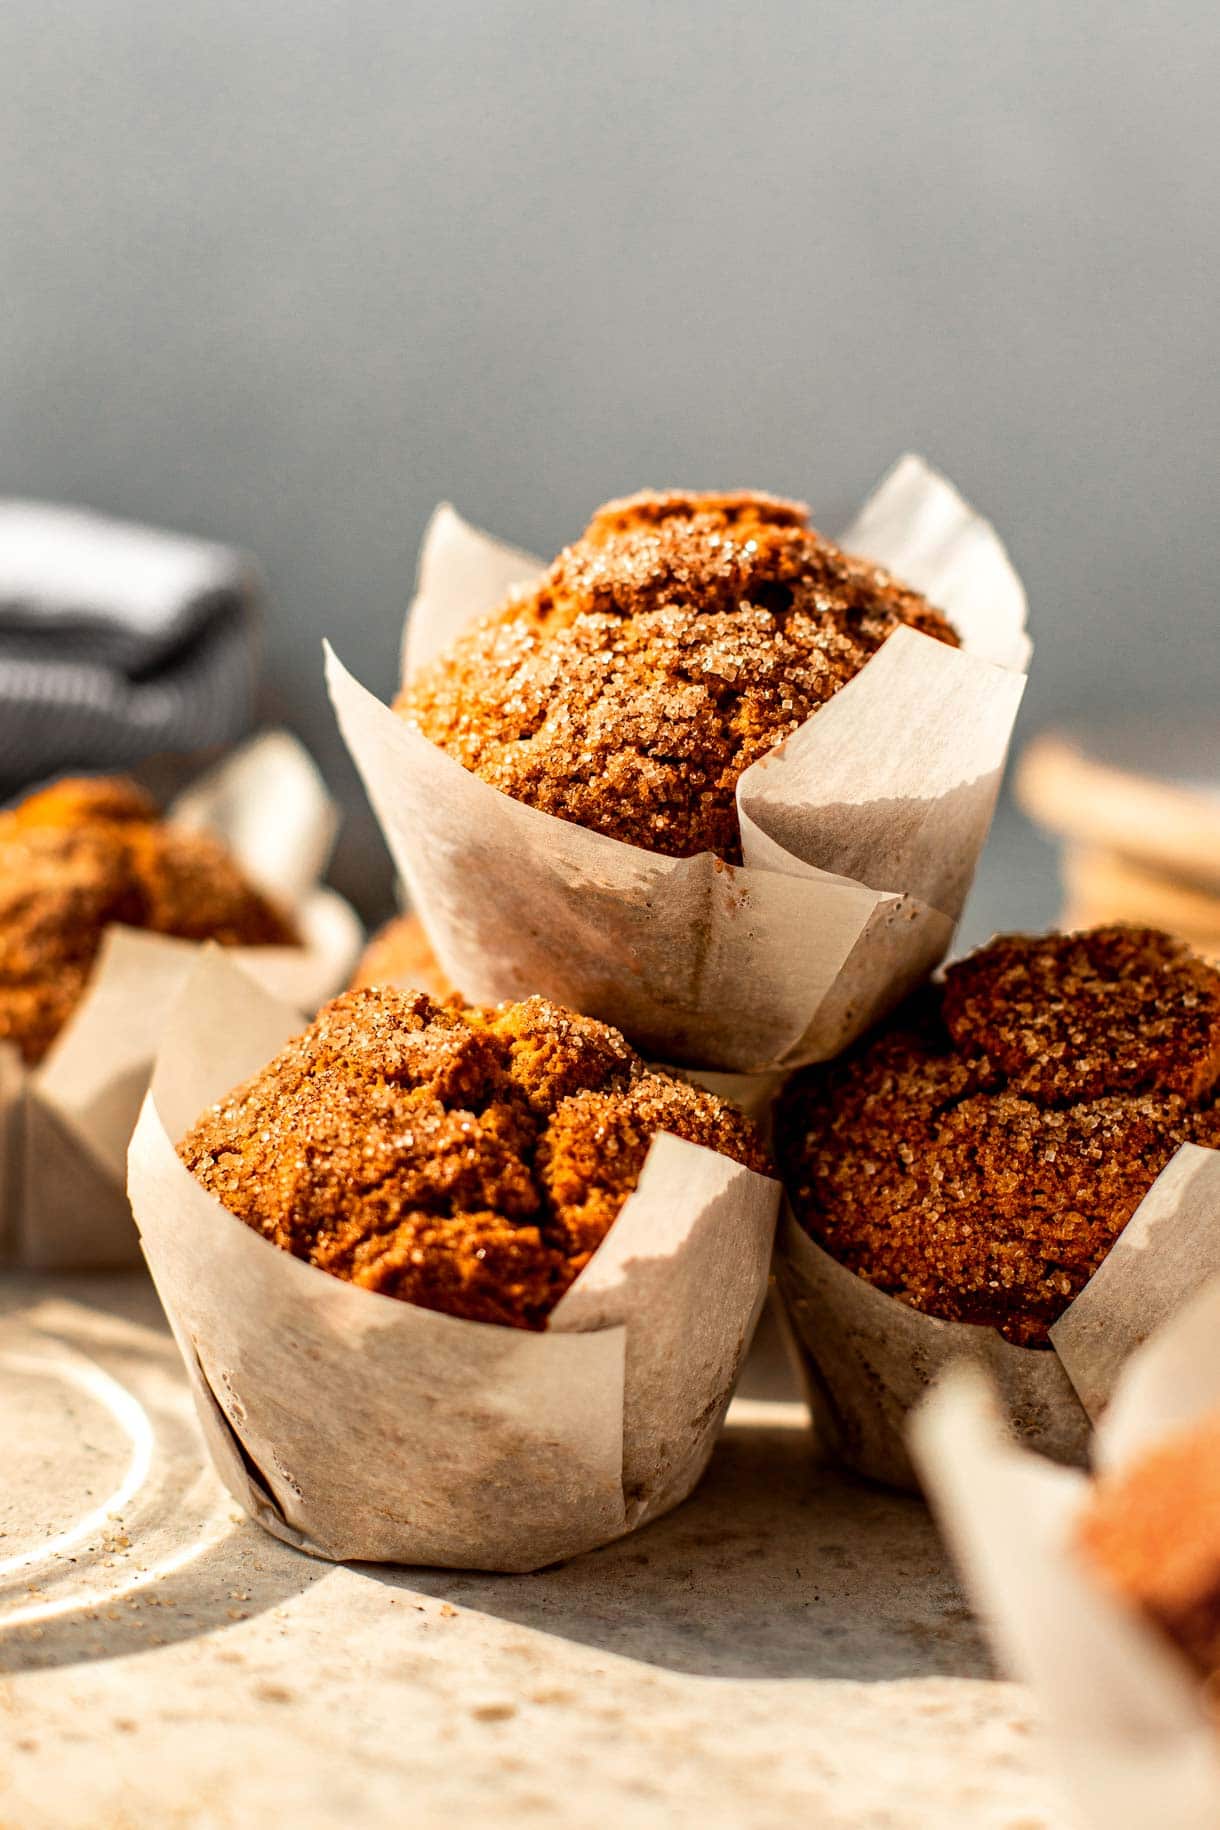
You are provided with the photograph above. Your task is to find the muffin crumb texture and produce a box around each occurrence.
[178,985,770,1329]
[0,775,297,1066]
[398,489,958,863]
[777,926,1220,1346]
[1078,1411,1220,1683]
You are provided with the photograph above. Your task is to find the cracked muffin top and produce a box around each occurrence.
[0,774,297,1066]
[776,925,1220,1346]
[397,489,958,864]
[178,984,770,1330]
[1077,1410,1220,1684]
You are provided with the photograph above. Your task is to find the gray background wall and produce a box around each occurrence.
[3,0,1218,936]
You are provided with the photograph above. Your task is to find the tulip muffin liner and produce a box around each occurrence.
[776,1139,1220,1489]
[327,454,1029,1074]
[127,949,781,1573]
[910,1277,1220,1830]
[0,732,363,1272]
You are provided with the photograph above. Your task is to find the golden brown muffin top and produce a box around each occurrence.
[397,490,959,864]
[1077,1411,1220,1683]
[0,774,298,1066]
[350,912,452,1001]
[777,925,1220,1347]
[178,985,770,1330]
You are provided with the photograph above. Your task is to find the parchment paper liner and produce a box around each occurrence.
[327,455,1029,1074]
[776,1140,1220,1488]
[0,731,363,1272]
[910,1276,1220,1830]
[127,948,780,1573]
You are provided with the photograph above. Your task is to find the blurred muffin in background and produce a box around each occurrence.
[350,912,451,1000]
[0,773,296,1065]
[1077,1408,1220,1686]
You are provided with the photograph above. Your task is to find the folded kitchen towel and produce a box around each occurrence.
[0,500,260,785]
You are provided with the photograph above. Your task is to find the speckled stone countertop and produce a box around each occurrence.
[0,1275,1062,1829]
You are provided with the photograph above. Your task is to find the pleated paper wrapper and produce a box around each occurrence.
[327,455,1029,1074]
[127,949,781,1573]
[0,732,363,1272]
[910,1277,1220,1830]
[777,1139,1220,1488]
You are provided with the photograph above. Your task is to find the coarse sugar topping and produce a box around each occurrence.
[178,985,770,1329]
[777,927,1220,1346]
[397,489,958,863]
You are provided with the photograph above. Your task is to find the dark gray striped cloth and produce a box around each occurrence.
[0,501,260,787]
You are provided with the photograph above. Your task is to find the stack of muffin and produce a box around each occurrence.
[176,486,970,1340]
[124,471,1022,1568]
[21,463,1216,1582]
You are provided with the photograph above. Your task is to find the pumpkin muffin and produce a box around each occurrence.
[178,985,770,1329]
[398,490,959,864]
[776,926,1220,1347]
[1077,1410,1220,1684]
[0,774,297,1066]
[351,912,451,1000]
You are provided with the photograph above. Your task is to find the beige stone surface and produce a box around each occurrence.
[0,1274,1061,1829]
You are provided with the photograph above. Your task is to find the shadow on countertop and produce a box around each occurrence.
[367,1409,990,1685]
[0,1270,988,1688]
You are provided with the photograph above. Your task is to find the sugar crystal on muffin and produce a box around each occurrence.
[398,490,958,864]
[178,985,770,1329]
[776,926,1220,1346]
